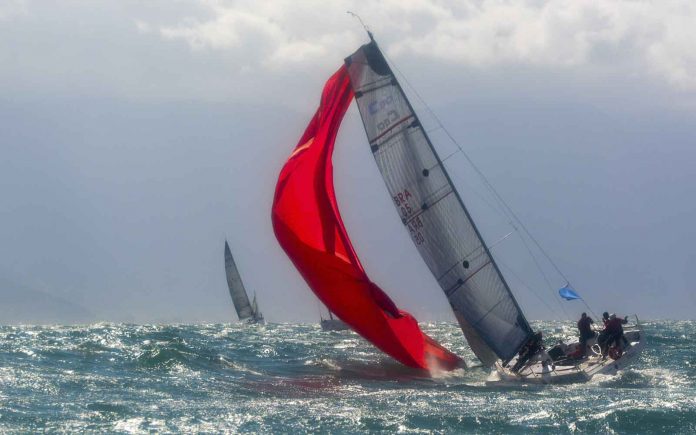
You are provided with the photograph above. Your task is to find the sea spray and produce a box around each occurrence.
[0,321,693,432]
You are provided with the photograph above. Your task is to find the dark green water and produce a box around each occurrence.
[0,321,693,433]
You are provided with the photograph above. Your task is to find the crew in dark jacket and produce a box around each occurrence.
[577,312,595,356]
[512,332,544,373]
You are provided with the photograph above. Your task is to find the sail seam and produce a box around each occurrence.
[356,75,391,91]
[461,259,492,285]
[401,187,453,225]
[371,120,419,151]
[356,80,394,97]
[370,115,414,143]
[444,280,464,297]
[436,248,487,282]
[473,296,505,327]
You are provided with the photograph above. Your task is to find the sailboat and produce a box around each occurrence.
[224,240,264,324]
[320,310,350,331]
[272,30,643,381]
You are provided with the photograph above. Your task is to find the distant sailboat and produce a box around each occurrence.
[224,240,264,324]
[320,310,350,331]
[272,29,642,380]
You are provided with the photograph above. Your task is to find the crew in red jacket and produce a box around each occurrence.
[600,313,628,356]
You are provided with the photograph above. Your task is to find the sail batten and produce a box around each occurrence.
[345,40,533,365]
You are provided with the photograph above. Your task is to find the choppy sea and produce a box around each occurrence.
[0,321,693,433]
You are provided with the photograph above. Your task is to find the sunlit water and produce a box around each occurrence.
[0,321,693,433]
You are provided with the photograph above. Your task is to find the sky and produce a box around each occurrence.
[1,0,695,324]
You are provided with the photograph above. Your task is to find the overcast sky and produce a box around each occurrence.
[1,0,695,324]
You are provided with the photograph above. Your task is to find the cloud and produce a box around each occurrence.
[160,7,278,51]
[154,0,696,91]
[157,1,361,69]
[396,1,696,91]
[0,0,27,20]
[2,1,695,107]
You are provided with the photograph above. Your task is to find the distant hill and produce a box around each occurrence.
[0,278,94,325]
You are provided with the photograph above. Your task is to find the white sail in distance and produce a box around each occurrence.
[224,240,255,322]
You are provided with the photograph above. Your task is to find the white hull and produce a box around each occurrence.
[242,315,265,325]
[492,319,644,384]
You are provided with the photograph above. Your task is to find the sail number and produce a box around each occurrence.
[409,216,426,245]
[394,189,426,245]
[393,189,414,217]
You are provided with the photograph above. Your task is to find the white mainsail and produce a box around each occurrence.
[345,37,533,365]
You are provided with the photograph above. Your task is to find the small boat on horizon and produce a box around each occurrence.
[320,311,350,331]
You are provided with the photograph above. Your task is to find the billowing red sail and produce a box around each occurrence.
[271,65,461,371]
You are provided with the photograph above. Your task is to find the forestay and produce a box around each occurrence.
[224,240,254,321]
[345,39,533,364]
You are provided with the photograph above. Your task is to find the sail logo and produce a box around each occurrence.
[368,95,394,115]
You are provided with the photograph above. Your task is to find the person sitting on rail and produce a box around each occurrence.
[511,332,546,373]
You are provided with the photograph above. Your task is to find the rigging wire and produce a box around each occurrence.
[446,164,569,318]
[496,260,559,316]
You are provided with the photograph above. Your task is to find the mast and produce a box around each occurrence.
[344,35,533,364]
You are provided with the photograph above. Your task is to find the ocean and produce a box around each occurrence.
[0,321,693,433]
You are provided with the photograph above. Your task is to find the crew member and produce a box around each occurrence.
[577,312,595,356]
[601,313,628,356]
[597,311,611,353]
[512,332,544,373]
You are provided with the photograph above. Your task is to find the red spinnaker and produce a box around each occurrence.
[271,65,461,371]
